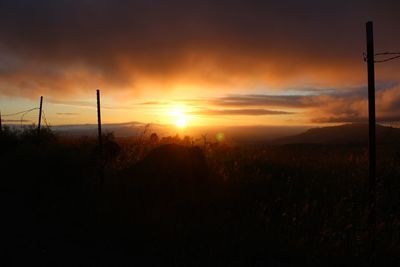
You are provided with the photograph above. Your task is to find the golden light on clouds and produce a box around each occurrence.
[1,1,400,127]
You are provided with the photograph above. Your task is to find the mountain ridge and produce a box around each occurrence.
[275,123,400,145]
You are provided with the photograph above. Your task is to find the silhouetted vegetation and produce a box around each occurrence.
[2,126,400,266]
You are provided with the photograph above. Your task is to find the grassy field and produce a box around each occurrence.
[1,126,400,266]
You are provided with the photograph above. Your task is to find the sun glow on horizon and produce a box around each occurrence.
[175,116,187,128]
[170,107,189,128]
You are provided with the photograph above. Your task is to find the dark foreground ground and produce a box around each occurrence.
[1,127,400,266]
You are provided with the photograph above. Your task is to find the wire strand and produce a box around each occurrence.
[375,55,400,63]
[364,51,400,63]
[2,108,39,117]
[20,109,38,128]
[42,110,50,129]
[375,52,400,56]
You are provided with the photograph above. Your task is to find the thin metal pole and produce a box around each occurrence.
[97,89,102,148]
[37,96,43,140]
[366,21,377,263]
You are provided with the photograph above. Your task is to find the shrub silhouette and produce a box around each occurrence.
[129,144,211,224]
[3,127,400,266]
[138,144,207,183]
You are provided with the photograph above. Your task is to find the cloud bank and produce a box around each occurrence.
[0,1,400,124]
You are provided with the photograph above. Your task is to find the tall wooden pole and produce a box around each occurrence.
[366,21,376,262]
[97,89,102,148]
[366,21,376,226]
[96,89,104,192]
[37,96,43,140]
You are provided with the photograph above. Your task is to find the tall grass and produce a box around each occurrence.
[1,127,400,265]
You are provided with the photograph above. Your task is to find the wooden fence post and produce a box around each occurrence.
[97,89,102,148]
[96,89,104,191]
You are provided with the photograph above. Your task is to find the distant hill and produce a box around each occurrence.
[51,121,171,137]
[26,122,308,143]
[275,124,400,145]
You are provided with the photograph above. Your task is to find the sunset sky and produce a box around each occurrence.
[1,1,400,128]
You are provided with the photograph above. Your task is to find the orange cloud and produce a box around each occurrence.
[1,1,400,126]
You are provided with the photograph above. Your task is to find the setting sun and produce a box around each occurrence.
[170,108,188,128]
[176,116,187,128]
[3,2,400,265]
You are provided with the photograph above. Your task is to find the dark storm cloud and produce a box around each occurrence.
[207,83,400,123]
[310,85,400,123]
[1,0,400,97]
[210,95,320,108]
[209,86,390,108]
[1,0,400,125]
